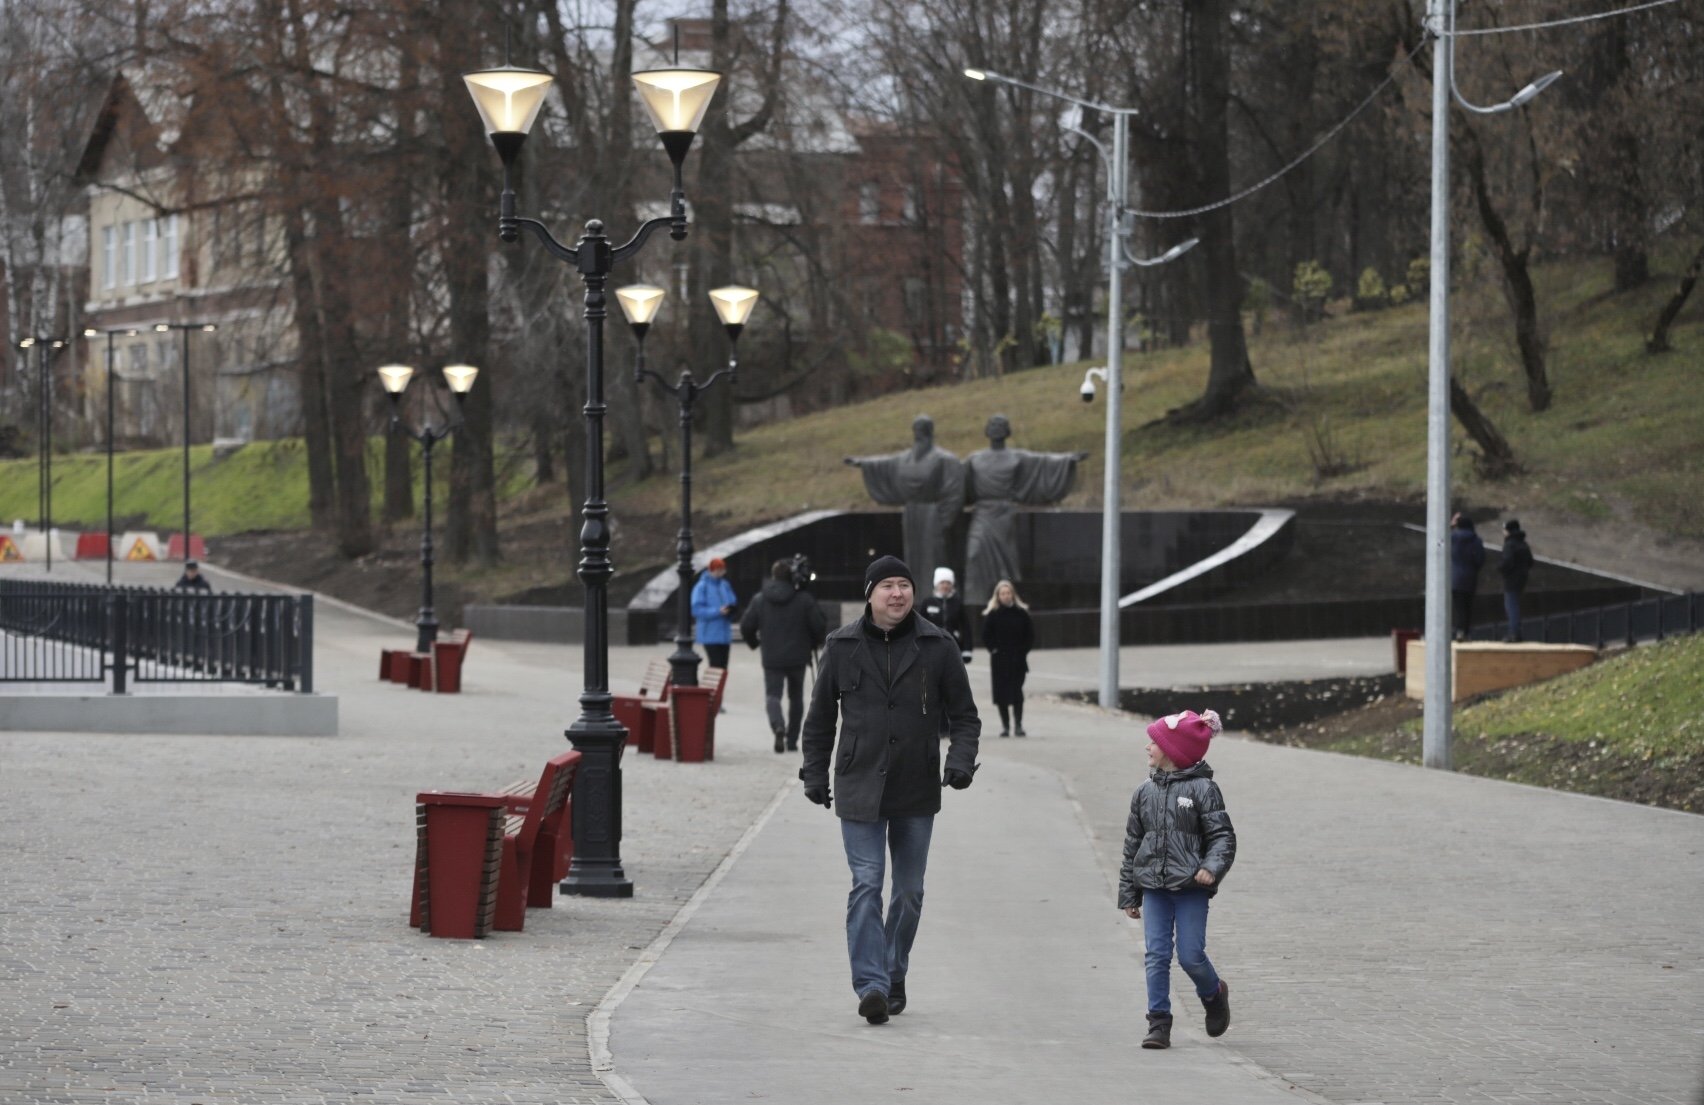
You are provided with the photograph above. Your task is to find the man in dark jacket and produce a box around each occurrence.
[174,560,212,591]
[741,559,829,753]
[1449,513,1486,640]
[1498,519,1535,642]
[800,555,980,1026]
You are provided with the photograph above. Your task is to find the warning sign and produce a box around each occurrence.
[0,535,21,561]
[125,538,157,561]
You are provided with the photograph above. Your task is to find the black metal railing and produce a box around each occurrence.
[1468,591,1701,649]
[0,579,314,692]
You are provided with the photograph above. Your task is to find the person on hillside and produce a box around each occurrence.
[174,560,212,591]
[919,567,971,660]
[800,554,981,1025]
[981,579,1034,737]
[691,557,737,670]
[1449,512,1486,640]
[741,558,828,753]
[1119,708,1237,1051]
[1498,519,1535,642]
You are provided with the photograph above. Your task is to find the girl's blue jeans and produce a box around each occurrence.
[1141,888,1221,1015]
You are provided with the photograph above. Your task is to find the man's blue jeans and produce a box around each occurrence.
[1141,888,1221,1015]
[841,815,934,999]
[1504,589,1524,640]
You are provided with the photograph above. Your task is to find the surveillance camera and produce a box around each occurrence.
[1080,380,1096,403]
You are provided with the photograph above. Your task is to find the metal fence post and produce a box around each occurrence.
[111,592,128,694]
[298,595,314,694]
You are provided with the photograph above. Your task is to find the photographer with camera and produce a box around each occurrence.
[740,557,828,753]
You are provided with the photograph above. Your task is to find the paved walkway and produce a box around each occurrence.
[3,561,1701,1104]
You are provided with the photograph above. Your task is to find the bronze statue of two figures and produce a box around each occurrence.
[846,416,1089,607]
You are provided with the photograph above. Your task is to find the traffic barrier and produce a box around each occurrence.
[18,530,75,562]
[165,533,208,560]
[118,532,163,561]
[75,533,111,559]
[0,534,22,561]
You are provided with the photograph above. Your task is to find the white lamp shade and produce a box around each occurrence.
[442,364,480,394]
[632,69,722,134]
[377,364,416,394]
[464,67,555,135]
[615,285,667,326]
[709,286,760,327]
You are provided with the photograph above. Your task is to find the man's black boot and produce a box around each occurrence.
[887,976,906,1015]
[859,990,889,1025]
[1141,1012,1172,1049]
[1202,980,1230,1037]
[772,726,786,754]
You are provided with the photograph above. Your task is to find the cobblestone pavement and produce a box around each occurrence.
[1,562,794,1105]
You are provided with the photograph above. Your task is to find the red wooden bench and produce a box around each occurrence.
[613,658,671,750]
[670,666,728,762]
[411,749,581,937]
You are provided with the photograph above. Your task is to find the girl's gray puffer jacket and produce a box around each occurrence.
[1117,761,1236,910]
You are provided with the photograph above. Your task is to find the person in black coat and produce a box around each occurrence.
[173,560,212,591]
[1498,519,1535,642]
[981,579,1034,737]
[799,555,980,1025]
[740,559,828,753]
[1449,513,1486,640]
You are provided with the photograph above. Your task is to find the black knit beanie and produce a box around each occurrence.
[864,555,915,597]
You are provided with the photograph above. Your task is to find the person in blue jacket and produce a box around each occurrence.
[692,556,738,669]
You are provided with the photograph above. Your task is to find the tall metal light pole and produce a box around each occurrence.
[1421,0,1561,769]
[964,69,1194,712]
[619,283,758,688]
[84,327,141,584]
[154,322,217,563]
[377,363,480,654]
[465,56,722,898]
[16,335,67,571]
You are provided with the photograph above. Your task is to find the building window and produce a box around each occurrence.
[903,277,926,324]
[157,339,174,372]
[128,344,148,377]
[143,219,158,282]
[122,221,137,285]
[162,214,179,280]
[902,185,919,225]
[103,226,117,290]
[859,183,880,225]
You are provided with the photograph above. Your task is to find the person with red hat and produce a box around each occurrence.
[1117,708,1237,1050]
[691,556,737,670]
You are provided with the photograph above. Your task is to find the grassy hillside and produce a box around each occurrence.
[2,253,1700,543]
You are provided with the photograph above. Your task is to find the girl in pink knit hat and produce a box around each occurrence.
[1116,708,1237,1050]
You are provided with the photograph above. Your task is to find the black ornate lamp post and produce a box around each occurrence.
[617,283,758,688]
[15,335,67,572]
[153,321,217,562]
[83,327,141,584]
[464,55,721,899]
[377,363,480,654]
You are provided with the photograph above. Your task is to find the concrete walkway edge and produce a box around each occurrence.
[589,776,798,1105]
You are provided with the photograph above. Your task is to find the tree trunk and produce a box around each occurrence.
[383,44,418,523]
[1646,237,1704,354]
[1462,128,1551,413]
[1449,375,1518,477]
[437,0,499,565]
[1184,0,1255,418]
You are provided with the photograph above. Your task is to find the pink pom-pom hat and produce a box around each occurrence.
[1146,708,1222,769]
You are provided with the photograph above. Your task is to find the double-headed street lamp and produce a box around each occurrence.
[964,68,1196,713]
[15,335,67,571]
[617,283,759,688]
[377,363,480,655]
[153,321,217,563]
[83,326,142,583]
[464,55,722,898]
[1421,0,1561,769]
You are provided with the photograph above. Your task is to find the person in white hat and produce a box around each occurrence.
[919,567,970,662]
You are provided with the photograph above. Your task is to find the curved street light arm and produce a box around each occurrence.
[965,68,1135,116]
[1122,235,1200,268]
[505,216,580,262]
[1063,123,1116,197]
[1444,2,1564,115]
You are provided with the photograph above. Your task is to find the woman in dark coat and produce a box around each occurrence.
[981,579,1034,737]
